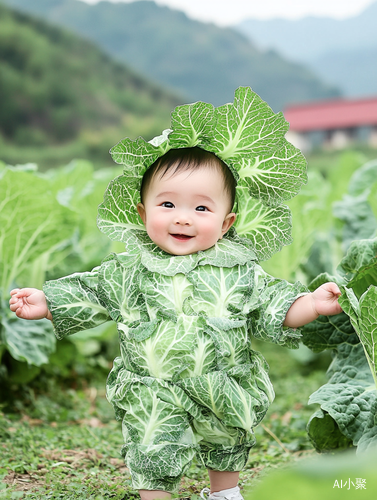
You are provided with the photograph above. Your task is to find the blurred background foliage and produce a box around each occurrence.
[1,1,377,497]
[246,446,377,500]
[0,160,123,395]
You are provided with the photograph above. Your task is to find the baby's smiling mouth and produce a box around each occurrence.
[170,234,194,240]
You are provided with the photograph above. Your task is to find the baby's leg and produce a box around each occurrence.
[139,490,171,500]
[195,421,253,499]
[208,470,240,493]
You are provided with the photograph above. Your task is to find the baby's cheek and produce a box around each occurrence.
[199,218,221,243]
[146,216,166,243]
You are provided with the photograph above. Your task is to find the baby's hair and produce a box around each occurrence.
[140,147,236,211]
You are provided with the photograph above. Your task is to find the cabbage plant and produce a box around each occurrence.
[0,165,76,367]
[302,158,377,453]
[0,161,118,374]
[303,236,377,453]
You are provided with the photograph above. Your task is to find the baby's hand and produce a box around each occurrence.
[311,282,343,317]
[9,288,52,320]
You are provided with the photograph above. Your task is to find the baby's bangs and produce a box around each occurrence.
[140,147,236,209]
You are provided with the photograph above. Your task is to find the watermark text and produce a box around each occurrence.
[333,478,366,490]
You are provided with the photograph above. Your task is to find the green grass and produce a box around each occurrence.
[306,145,377,176]
[0,342,331,499]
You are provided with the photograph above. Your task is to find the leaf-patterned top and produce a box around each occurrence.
[44,237,308,356]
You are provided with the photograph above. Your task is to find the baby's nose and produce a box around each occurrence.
[174,213,192,225]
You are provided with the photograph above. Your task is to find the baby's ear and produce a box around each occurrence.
[137,203,146,225]
[220,213,237,238]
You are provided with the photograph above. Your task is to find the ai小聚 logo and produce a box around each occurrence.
[333,478,366,490]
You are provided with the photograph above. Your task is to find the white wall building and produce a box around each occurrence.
[284,96,377,152]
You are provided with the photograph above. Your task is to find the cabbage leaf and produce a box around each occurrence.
[103,87,307,261]
[303,237,377,452]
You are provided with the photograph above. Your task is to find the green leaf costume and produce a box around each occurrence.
[43,87,308,492]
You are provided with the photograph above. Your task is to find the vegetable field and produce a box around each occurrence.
[1,147,377,499]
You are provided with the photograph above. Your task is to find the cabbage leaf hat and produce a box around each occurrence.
[98,86,307,261]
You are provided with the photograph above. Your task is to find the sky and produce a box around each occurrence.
[80,0,375,25]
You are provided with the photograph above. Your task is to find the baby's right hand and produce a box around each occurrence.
[9,288,51,320]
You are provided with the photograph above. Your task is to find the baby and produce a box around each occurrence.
[10,147,342,500]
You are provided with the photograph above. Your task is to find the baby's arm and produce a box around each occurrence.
[283,282,342,328]
[9,288,52,321]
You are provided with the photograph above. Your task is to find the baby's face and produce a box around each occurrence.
[137,167,236,255]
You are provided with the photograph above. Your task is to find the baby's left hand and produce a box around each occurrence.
[311,282,343,317]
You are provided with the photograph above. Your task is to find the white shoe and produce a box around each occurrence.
[200,486,244,500]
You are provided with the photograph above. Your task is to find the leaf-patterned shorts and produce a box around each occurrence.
[106,357,272,493]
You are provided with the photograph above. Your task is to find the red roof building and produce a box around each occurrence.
[284,96,377,151]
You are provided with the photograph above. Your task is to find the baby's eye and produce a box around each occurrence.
[161,202,174,208]
[196,206,209,212]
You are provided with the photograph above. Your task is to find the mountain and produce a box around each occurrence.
[237,2,377,61]
[309,46,377,98]
[2,0,340,110]
[237,1,377,98]
[0,3,180,166]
